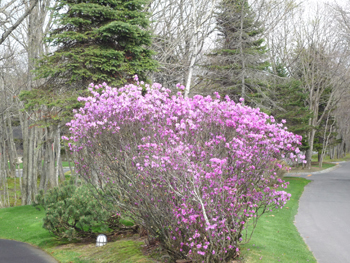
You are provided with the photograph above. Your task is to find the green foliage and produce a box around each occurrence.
[19,88,88,125]
[37,0,157,87]
[21,0,158,125]
[272,79,310,132]
[33,178,120,240]
[271,63,312,151]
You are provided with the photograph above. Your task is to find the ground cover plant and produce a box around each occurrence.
[64,78,304,262]
[32,177,121,240]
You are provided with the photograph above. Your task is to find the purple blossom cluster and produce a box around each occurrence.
[64,78,302,262]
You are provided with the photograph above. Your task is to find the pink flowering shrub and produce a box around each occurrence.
[64,79,302,262]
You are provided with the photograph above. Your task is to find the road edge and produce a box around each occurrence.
[284,163,342,176]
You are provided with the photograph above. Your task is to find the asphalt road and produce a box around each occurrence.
[0,239,57,263]
[294,162,350,263]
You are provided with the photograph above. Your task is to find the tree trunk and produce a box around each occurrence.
[64,144,76,177]
[4,104,17,179]
[20,111,30,205]
[55,126,65,183]
[39,140,48,191]
[31,123,42,199]
[47,127,58,188]
[306,128,316,169]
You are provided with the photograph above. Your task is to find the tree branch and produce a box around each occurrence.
[0,0,39,45]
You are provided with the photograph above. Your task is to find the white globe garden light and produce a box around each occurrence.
[96,234,107,247]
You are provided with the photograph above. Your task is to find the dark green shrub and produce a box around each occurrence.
[33,178,120,240]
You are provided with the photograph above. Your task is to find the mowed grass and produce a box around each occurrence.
[311,153,350,163]
[312,162,335,169]
[3,177,59,207]
[50,239,156,263]
[0,205,156,263]
[0,205,62,247]
[1,177,22,207]
[7,161,75,169]
[289,162,336,174]
[2,173,73,207]
[0,177,315,263]
[240,177,316,263]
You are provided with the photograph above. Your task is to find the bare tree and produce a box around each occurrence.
[287,6,350,168]
[262,0,303,74]
[327,1,350,159]
[0,0,56,205]
[0,41,23,206]
[0,0,39,45]
[332,92,350,159]
[147,0,217,94]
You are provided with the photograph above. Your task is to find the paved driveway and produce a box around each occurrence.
[294,162,350,263]
[0,239,57,263]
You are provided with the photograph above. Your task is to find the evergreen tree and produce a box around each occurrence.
[270,63,311,152]
[20,0,158,123]
[37,0,157,88]
[203,0,269,105]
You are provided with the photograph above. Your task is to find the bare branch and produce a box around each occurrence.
[0,0,39,45]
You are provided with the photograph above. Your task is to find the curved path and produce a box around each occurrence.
[0,239,57,263]
[293,162,350,263]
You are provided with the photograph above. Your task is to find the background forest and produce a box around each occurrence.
[1,0,350,208]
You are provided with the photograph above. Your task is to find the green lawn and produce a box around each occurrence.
[2,162,75,207]
[312,153,350,163]
[0,205,156,263]
[8,161,75,169]
[3,176,69,207]
[312,162,335,169]
[241,177,316,263]
[1,177,22,207]
[290,161,336,174]
[0,177,315,263]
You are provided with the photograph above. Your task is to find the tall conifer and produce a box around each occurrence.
[21,0,158,123]
[36,0,157,88]
[204,0,269,104]
[271,63,311,152]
